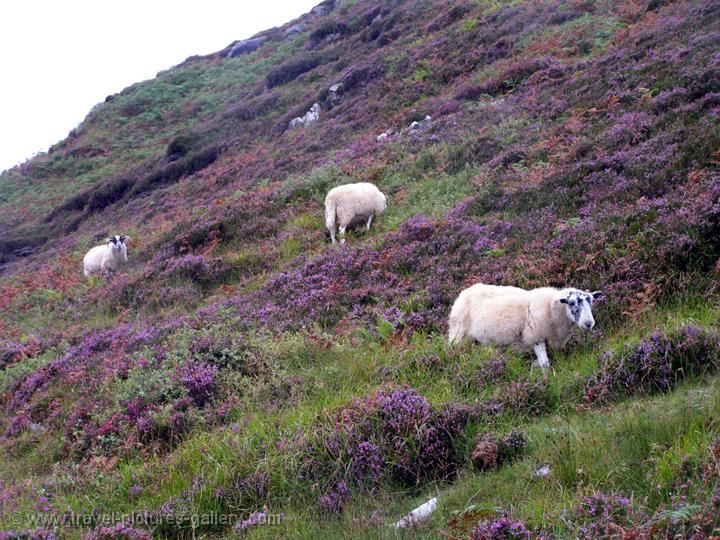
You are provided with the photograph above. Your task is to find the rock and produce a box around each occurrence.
[311,0,338,16]
[534,464,551,477]
[289,117,305,130]
[407,115,433,135]
[376,129,395,142]
[227,36,267,58]
[288,103,321,130]
[328,82,344,106]
[285,24,305,38]
[305,103,321,124]
[393,497,438,529]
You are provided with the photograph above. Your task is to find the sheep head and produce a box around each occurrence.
[558,289,602,331]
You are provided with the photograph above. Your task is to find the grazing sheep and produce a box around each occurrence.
[83,235,130,277]
[448,284,602,370]
[325,182,387,244]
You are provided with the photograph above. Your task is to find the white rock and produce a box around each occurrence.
[408,115,433,134]
[376,129,395,142]
[288,103,321,130]
[289,117,305,129]
[305,103,321,124]
[393,497,437,529]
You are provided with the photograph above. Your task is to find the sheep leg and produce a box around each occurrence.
[330,228,336,244]
[365,214,374,231]
[339,225,347,244]
[531,342,550,371]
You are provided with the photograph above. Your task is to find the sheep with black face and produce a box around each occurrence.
[83,235,130,277]
[448,284,603,370]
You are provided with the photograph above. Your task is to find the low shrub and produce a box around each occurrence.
[309,21,348,44]
[85,523,152,540]
[470,513,534,540]
[572,492,636,540]
[166,132,200,161]
[490,378,551,416]
[0,528,58,540]
[470,429,528,471]
[266,54,324,88]
[583,325,720,405]
[296,385,470,493]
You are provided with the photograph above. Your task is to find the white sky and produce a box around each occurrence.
[0,0,319,173]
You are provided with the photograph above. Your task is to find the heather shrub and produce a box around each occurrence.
[296,385,470,492]
[266,54,324,88]
[464,57,554,98]
[340,64,378,91]
[470,513,533,540]
[309,21,348,44]
[317,480,352,514]
[0,528,58,540]
[471,430,528,471]
[165,191,282,252]
[127,146,220,198]
[166,132,200,160]
[491,378,552,417]
[583,325,720,405]
[84,523,152,539]
[159,254,227,286]
[476,356,508,388]
[0,342,27,371]
[224,93,279,121]
[641,489,720,539]
[571,492,636,539]
[234,508,284,533]
[176,361,218,406]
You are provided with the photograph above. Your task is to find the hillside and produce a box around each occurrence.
[1,0,720,537]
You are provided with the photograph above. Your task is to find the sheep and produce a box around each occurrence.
[448,284,602,370]
[324,182,387,244]
[83,235,130,277]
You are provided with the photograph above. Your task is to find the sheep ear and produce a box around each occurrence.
[106,237,115,244]
[120,235,130,242]
[559,297,568,304]
[591,291,603,300]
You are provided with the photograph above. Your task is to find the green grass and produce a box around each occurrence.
[380,166,477,230]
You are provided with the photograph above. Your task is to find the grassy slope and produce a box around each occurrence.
[1,0,720,538]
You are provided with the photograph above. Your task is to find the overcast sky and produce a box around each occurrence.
[0,0,319,173]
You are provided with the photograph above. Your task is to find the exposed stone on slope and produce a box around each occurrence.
[226,36,268,58]
[288,103,321,130]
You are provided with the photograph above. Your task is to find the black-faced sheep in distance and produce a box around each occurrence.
[83,235,130,277]
[324,182,387,244]
[448,284,602,370]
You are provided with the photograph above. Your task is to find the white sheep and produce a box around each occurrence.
[324,182,387,244]
[83,235,130,277]
[448,284,602,370]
